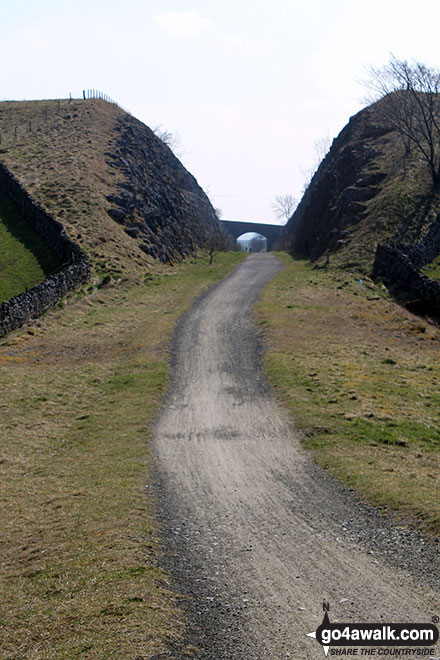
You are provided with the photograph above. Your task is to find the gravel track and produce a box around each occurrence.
[152,254,440,659]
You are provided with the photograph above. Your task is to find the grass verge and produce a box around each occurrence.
[0,251,245,660]
[257,253,440,534]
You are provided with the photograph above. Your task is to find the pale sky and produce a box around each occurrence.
[2,0,440,223]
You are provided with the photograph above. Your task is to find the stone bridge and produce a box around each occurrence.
[221,220,283,251]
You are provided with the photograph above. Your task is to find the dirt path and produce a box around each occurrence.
[152,254,440,659]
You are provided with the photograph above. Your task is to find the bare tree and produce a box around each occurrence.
[301,132,332,192]
[206,230,231,264]
[313,132,331,163]
[272,194,297,223]
[366,55,440,186]
[153,124,183,157]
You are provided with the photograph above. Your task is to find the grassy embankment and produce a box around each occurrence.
[0,188,61,301]
[0,99,153,282]
[0,251,244,660]
[257,253,440,534]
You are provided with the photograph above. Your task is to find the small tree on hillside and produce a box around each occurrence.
[153,124,183,158]
[272,194,297,223]
[313,132,331,163]
[206,230,231,264]
[301,133,332,193]
[365,55,440,186]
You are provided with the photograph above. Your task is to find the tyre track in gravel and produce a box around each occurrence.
[152,253,440,659]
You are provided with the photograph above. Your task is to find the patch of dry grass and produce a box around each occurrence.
[257,253,440,534]
[0,252,245,659]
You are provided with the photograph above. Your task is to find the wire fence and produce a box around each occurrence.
[0,90,125,148]
[83,89,119,104]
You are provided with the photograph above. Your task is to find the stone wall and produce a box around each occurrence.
[0,161,90,337]
[372,226,440,316]
[396,212,440,268]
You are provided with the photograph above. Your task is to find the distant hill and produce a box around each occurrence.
[278,95,440,272]
[0,98,227,282]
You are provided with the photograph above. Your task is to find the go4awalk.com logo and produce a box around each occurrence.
[306,603,439,657]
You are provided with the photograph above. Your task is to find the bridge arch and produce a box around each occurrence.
[221,220,283,251]
[237,232,267,252]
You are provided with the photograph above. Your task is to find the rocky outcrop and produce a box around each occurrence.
[275,93,440,315]
[0,161,90,337]
[277,100,393,262]
[105,115,230,262]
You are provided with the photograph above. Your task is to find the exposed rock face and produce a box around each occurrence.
[277,100,394,263]
[106,115,229,262]
[277,94,440,315]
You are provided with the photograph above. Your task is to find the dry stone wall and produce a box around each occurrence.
[373,215,440,316]
[0,161,90,337]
